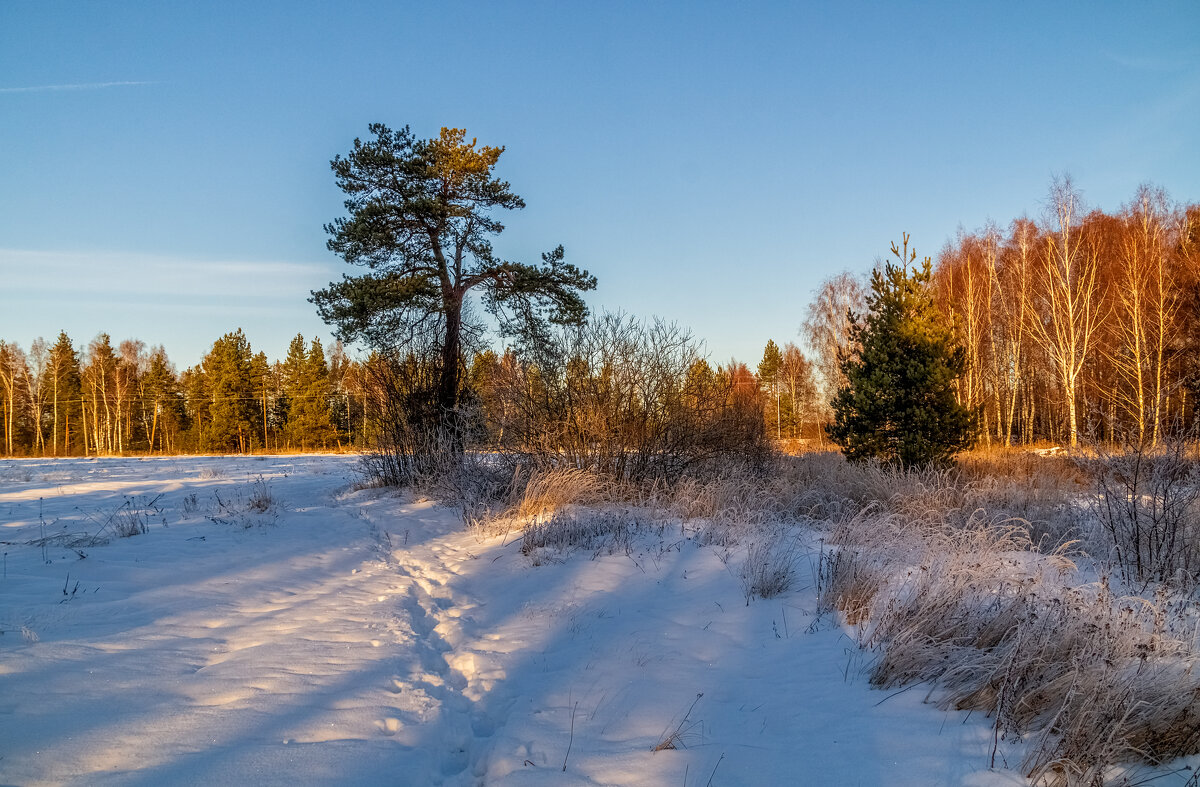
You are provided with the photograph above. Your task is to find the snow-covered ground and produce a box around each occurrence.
[2,456,1037,785]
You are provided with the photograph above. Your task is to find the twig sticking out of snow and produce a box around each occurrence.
[653,692,704,752]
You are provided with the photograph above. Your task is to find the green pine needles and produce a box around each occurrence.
[828,234,977,468]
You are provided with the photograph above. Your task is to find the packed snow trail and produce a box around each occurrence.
[1,456,1038,785]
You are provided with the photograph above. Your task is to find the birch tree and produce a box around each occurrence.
[802,271,867,417]
[1027,177,1105,447]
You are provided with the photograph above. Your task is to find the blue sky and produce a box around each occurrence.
[2,1,1198,368]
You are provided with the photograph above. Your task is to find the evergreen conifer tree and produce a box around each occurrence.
[279,334,308,445]
[180,366,208,452]
[757,340,782,385]
[249,351,271,450]
[286,338,336,451]
[141,347,182,453]
[828,235,977,467]
[45,332,83,455]
[201,330,257,453]
[313,124,597,445]
[758,339,783,439]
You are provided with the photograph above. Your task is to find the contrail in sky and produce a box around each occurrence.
[0,80,158,94]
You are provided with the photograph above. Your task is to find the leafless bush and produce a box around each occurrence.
[1083,433,1200,590]
[357,345,464,488]
[479,312,773,485]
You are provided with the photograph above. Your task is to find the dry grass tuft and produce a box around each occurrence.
[739,530,799,603]
[519,508,648,562]
[511,467,609,520]
[818,495,1200,786]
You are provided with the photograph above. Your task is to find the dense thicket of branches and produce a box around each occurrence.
[469,313,772,483]
[807,180,1200,447]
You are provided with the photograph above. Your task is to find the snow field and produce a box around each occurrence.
[3,456,1031,785]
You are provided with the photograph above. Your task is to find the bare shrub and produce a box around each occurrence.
[425,451,515,531]
[481,312,773,485]
[357,343,464,488]
[1083,433,1200,590]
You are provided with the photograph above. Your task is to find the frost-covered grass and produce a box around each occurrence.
[456,448,1200,785]
[806,451,1200,786]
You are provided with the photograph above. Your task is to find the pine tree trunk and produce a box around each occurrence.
[439,294,464,449]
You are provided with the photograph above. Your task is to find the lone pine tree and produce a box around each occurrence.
[312,125,596,439]
[828,234,976,468]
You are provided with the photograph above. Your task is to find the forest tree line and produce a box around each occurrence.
[0,320,787,461]
[804,180,1200,448]
[3,179,1198,458]
[0,330,360,456]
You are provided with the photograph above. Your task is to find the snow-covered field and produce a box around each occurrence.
[2,455,1039,785]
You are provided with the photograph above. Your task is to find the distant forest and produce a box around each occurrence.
[1,180,1198,458]
[0,330,364,456]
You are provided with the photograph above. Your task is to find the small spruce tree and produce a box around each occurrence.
[828,234,977,468]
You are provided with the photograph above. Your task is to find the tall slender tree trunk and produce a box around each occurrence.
[439,293,464,426]
[52,374,59,456]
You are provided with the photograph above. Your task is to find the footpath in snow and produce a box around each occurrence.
[1,455,1029,785]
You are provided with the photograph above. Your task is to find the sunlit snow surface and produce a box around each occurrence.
[0,455,1036,786]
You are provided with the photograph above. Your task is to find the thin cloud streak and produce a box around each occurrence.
[0,248,334,299]
[0,80,158,94]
